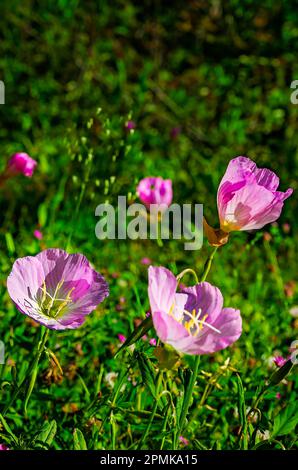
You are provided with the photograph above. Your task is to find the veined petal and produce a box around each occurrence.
[193,308,242,354]
[148,266,177,314]
[152,311,195,354]
[182,282,223,324]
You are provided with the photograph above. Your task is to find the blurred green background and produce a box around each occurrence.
[0,0,297,450]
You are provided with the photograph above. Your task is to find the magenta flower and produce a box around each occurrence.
[7,152,37,177]
[7,249,109,330]
[34,230,43,240]
[125,120,136,131]
[148,266,242,355]
[179,436,189,446]
[137,177,173,210]
[217,156,293,232]
[273,355,288,368]
[118,334,126,343]
[0,444,9,450]
[141,257,152,265]
[149,338,157,346]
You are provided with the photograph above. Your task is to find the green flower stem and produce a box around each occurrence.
[2,326,49,416]
[24,326,49,414]
[66,153,93,251]
[138,371,163,449]
[200,246,218,282]
[173,245,218,448]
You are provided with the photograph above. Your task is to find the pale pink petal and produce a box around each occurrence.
[152,311,195,354]
[182,282,223,324]
[193,308,242,354]
[148,266,177,314]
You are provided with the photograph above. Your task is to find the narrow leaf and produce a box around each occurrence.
[73,428,87,450]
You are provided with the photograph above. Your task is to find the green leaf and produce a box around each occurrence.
[0,414,17,441]
[268,360,294,386]
[135,351,156,398]
[272,403,298,437]
[5,233,15,255]
[114,316,153,357]
[36,420,57,446]
[235,373,248,449]
[73,428,87,450]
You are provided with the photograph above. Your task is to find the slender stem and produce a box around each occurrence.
[66,153,93,251]
[173,245,218,448]
[200,246,218,282]
[24,327,49,413]
[173,356,200,448]
[138,372,162,449]
[2,327,49,415]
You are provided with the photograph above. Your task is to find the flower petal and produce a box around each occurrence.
[152,310,195,354]
[182,282,224,324]
[193,308,242,354]
[7,256,44,310]
[148,266,177,315]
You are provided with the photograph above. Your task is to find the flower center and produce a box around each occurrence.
[169,304,221,337]
[38,279,74,319]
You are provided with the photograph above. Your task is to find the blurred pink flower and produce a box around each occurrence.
[0,444,9,450]
[7,248,109,330]
[141,257,152,265]
[125,120,136,131]
[34,230,43,240]
[276,392,281,399]
[118,334,126,343]
[137,177,173,210]
[149,338,157,346]
[148,266,242,355]
[179,436,189,446]
[7,152,37,177]
[273,356,287,367]
[217,156,293,232]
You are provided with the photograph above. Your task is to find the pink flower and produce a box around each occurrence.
[141,257,152,265]
[7,249,109,330]
[7,152,37,177]
[0,444,9,450]
[118,334,126,343]
[276,392,281,399]
[217,157,293,232]
[148,266,242,355]
[34,230,43,240]
[179,436,189,446]
[137,177,173,210]
[273,356,287,367]
[149,338,157,346]
[125,120,136,131]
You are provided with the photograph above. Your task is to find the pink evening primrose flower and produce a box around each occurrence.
[137,177,173,210]
[217,156,293,232]
[34,230,43,240]
[7,152,37,177]
[148,266,242,355]
[118,334,126,343]
[0,444,9,450]
[7,249,109,330]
